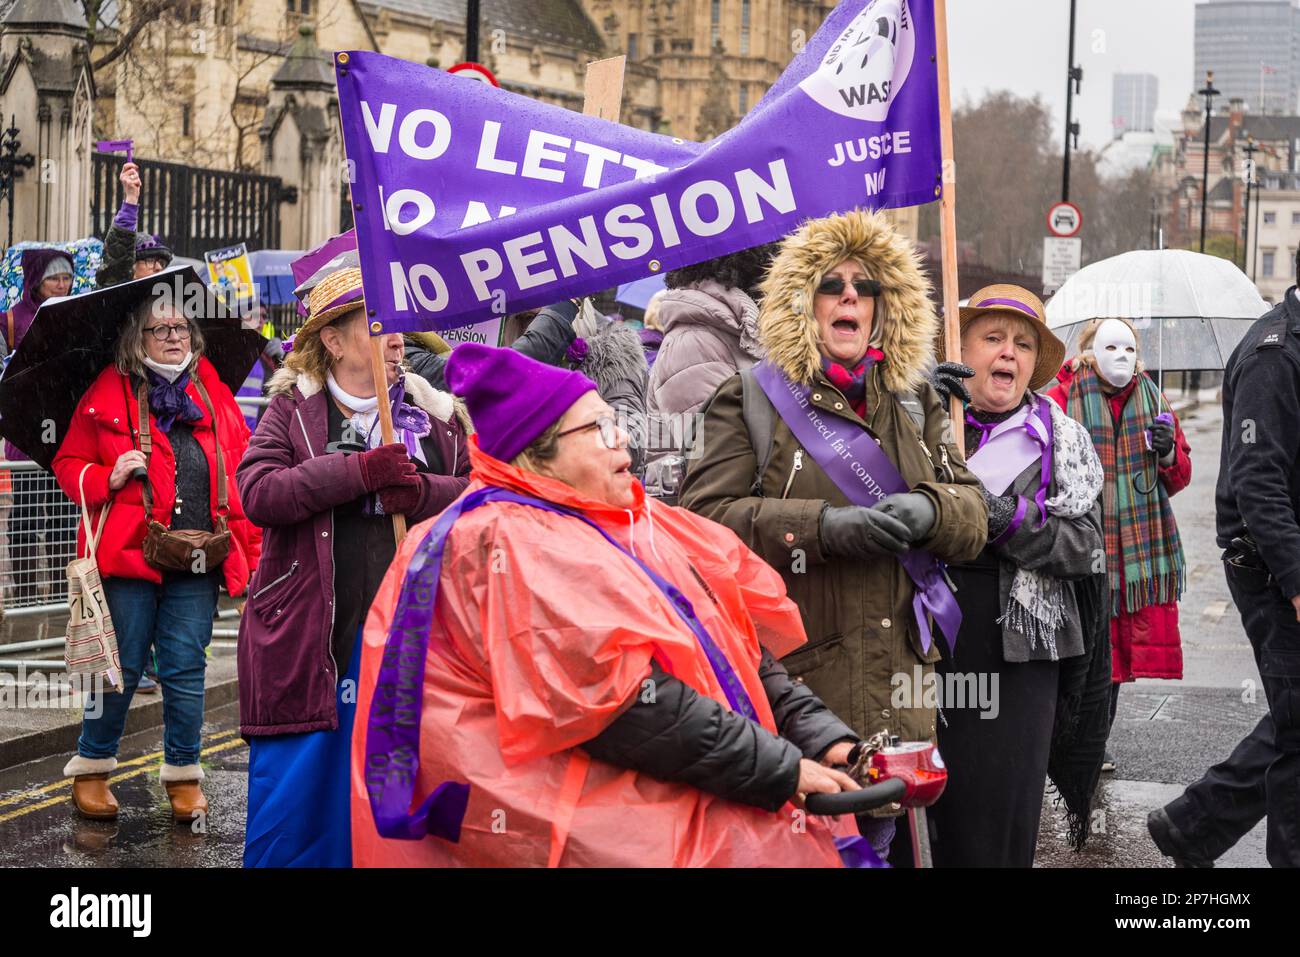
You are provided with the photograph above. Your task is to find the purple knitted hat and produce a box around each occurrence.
[445,343,597,463]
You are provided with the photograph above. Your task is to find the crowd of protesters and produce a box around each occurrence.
[23,173,1298,867]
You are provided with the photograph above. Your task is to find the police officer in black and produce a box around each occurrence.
[1148,254,1300,867]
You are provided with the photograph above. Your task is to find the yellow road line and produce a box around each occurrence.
[0,734,246,825]
[0,729,239,809]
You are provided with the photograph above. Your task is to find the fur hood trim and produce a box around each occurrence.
[658,281,763,359]
[757,209,936,394]
[579,321,649,393]
[266,367,457,424]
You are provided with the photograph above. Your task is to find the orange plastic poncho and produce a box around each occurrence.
[350,440,847,867]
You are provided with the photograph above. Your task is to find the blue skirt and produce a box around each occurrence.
[244,634,362,868]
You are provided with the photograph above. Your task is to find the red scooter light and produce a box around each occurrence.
[870,740,947,808]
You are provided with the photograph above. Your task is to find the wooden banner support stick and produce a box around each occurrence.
[933,0,965,456]
[335,51,406,545]
[369,329,407,545]
[582,55,626,121]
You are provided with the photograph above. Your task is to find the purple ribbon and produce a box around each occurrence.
[973,296,1040,317]
[365,485,757,842]
[388,377,432,458]
[751,361,962,655]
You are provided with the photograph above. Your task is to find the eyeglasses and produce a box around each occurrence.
[815,277,883,298]
[144,323,192,341]
[556,415,620,449]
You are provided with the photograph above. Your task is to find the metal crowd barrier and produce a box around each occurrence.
[0,461,78,616]
[0,395,269,620]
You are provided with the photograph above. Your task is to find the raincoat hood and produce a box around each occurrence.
[11,247,73,338]
[658,280,763,359]
[757,208,936,394]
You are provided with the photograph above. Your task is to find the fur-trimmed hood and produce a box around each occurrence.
[757,209,936,394]
[578,320,649,396]
[266,365,468,429]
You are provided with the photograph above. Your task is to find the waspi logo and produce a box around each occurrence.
[799,0,916,122]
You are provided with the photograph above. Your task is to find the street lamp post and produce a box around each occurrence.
[465,0,480,62]
[1061,0,1082,201]
[1243,136,1258,274]
[1199,70,1221,253]
[1253,170,1263,283]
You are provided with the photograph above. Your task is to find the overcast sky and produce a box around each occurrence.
[946,0,1201,149]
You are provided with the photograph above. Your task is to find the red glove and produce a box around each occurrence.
[357,443,417,492]
[379,482,421,516]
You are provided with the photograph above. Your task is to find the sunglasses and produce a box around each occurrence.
[556,415,620,449]
[815,277,883,298]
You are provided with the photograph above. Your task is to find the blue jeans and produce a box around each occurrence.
[78,573,218,767]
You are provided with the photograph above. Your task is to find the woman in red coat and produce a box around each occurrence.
[52,294,258,823]
[1045,318,1190,770]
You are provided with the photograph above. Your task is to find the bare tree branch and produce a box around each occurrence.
[91,0,182,73]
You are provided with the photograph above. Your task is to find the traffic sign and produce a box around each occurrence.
[448,62,500,87]
[1047,201,1082,238]
[1042,236,1081,293]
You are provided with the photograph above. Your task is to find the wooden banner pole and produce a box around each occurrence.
[369,332,407,544]
[582,55,627,122]
[335,51,406,544]
[933,0,965,456]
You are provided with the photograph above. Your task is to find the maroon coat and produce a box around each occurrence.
[235,369,469,736]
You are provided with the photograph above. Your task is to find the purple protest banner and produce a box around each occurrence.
[336,0,942,335]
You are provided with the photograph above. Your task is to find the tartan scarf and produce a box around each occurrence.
[821,348,884,417]
[1066,366,1185,615]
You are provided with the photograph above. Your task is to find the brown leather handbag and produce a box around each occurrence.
[136,378,231,574]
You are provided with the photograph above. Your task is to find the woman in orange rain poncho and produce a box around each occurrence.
[351,343,871,868]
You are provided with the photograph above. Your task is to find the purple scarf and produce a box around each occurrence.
[146,370,203,433]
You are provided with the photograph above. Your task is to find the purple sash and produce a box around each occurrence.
[751,362,961,654]
[365,485,758,842]
[965,396,1054,530]
[966,396,1053,497]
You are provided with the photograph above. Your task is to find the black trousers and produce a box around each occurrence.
[927,562,1060,867]
[1165,560,1300,866]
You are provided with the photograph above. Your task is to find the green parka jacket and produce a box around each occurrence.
[680,210,988,744]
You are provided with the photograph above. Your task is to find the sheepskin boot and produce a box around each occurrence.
[160,763,207,823]
[64,755,119,821]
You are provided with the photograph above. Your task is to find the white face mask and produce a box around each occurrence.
[1092,319,1136,388]
[142,351,193,384]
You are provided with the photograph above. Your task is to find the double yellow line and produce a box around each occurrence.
[0,730,246,825]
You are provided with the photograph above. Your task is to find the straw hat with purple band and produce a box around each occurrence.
[299,266,366,339]
[957,283,1065,392]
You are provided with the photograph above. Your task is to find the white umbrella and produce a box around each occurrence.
[1045,249,1268,375]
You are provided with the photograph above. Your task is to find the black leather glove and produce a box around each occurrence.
[872,492,936,542]
[819,505,911,558]
[932,361,974,406]
[1149,419,1175,459]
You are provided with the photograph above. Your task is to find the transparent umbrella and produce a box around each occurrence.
[1045,249,1268,380]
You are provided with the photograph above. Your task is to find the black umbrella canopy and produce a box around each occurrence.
[0,265,266,469]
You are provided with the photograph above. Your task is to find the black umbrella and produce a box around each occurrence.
[0,265,266,469]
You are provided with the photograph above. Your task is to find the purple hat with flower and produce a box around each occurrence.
[445,342,597,463]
